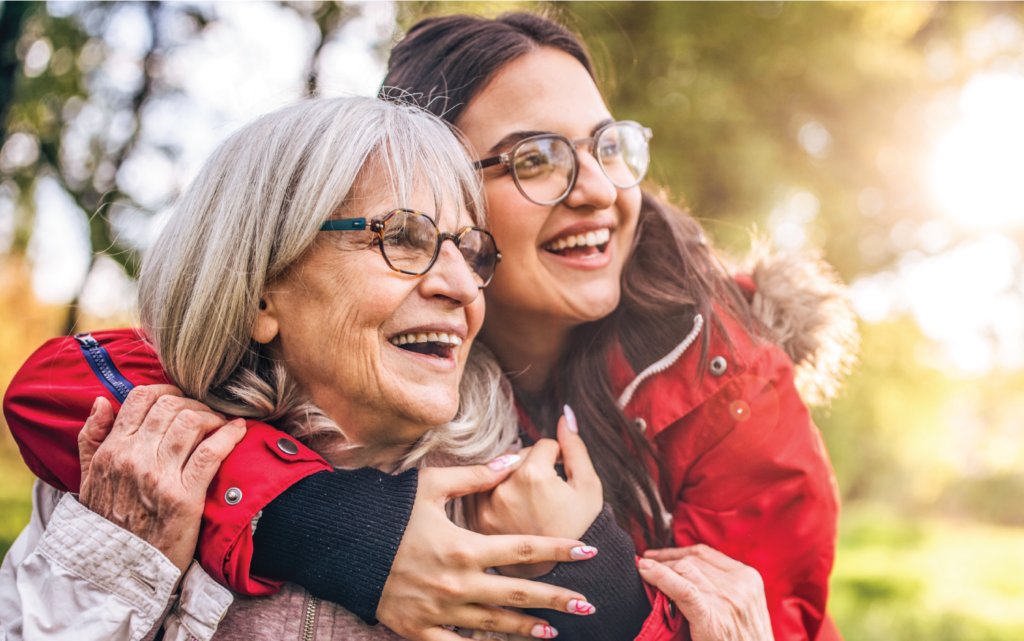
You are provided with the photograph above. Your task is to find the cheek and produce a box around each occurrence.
[485,182,542,253]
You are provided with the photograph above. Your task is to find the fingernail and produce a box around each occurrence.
[567,599,596,615]
[639,559,655,570]
[563,404,578,433]
[89,398,100,417]
[569,545,597,560]
[487,454,520,471]
[230,418,246,428]
[531,624,558,638]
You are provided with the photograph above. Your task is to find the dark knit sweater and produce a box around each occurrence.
[526,505,651,640]
[250,467,418,624]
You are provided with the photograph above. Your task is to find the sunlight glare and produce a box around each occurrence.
[930,73,1024,228]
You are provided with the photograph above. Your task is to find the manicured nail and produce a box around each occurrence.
[569,545,597,560]
[567,599,596,615]
[89,398,100,417]
[487,454,520,471]
[563,404,578,433]
[531,624,558,638]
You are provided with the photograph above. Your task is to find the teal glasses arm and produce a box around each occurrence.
[320,218,367,231]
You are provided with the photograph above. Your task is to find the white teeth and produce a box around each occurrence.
[544,229,612,251]
[392,332,463,347]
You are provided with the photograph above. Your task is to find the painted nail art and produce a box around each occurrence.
[569,545,598,560]
[487,454,521,471]
[563,404,578,433]
[567,599,596,615]
[530,624,558,638]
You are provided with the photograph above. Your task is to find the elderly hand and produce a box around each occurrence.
[639,545,774,641]
[78,384,247,575]
[377,461,598,641]
[463,405,604,578]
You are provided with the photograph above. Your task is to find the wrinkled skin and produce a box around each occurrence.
[77,384,245,577]
[640,545,775,641]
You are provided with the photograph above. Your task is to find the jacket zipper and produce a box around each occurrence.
[302,596,319,641]
[616,314,704,409]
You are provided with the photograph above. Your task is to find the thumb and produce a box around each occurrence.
[79,397,115,484]
[421,454,522,501]
[558,405,599,490]
[638,558,709,623]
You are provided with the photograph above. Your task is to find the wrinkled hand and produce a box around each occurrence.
[78,384,246,575]
[464,405,603,578]
[639,545,774,641]
[377,460,598,641]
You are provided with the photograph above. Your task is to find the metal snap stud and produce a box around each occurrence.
[634,418,648,433]
[668,600,676,619]
[709,356,728,377]
[224,488,242,505]
[277,438,299,455]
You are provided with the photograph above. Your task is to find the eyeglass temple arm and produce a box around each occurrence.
[320,218,368,231]
[472,155,506,170]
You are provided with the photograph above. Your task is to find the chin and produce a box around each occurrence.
[403,388,461,427]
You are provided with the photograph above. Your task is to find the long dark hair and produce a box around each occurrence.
[382,12,756,546]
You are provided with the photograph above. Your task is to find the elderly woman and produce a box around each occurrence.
[0,96,615,640]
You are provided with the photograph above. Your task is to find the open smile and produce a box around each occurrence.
[542,227,611,259]
[388,331,463,361]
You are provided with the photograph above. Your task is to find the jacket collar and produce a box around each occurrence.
[609,310,754,439]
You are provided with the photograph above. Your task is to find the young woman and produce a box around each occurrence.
[3,11,854,641]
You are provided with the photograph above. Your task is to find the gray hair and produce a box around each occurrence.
[138,96,517,469]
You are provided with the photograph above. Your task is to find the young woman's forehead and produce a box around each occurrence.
[460,47,611,142]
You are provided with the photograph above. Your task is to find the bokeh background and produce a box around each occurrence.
[2,2,1024,639]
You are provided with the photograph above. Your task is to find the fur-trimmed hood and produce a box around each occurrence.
[737,242,860,406]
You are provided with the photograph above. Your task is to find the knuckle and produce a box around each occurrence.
[515,540,535,563]
[445,541,475,567]
[478,616,499,632]
[154,395,184,413]
[127,385,159,406]
[505,588,529,607]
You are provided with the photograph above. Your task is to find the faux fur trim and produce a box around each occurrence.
[738,241,860,406]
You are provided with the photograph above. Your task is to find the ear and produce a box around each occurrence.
[251,294,280,344]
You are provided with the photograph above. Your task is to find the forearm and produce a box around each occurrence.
[524,505,651,641]
[249,467,419,624]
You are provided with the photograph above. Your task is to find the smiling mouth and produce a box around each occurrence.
[389,332,463,359]
[542,228,611,259]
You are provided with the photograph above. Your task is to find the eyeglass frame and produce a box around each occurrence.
[472,120,654,206]
[319,208,502,288]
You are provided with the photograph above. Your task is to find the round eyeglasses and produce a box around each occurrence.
[472,121,653,206]
[319,209,501,289]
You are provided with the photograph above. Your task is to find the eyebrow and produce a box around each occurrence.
[484,118,617,156]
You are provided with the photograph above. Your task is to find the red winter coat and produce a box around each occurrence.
[3,252,854,641]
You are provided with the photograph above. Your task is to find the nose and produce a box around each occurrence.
[561,149,617,211]
[417,239,481,308]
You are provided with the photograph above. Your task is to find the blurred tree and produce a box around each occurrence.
[0,2,359,334]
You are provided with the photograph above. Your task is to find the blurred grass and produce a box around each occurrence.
[831,502,1024,641]
[0,441,34,559]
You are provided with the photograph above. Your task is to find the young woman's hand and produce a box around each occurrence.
[78,384,246,575]
[463,405,604,578]
[639,545,775,641]
[377,461,599,641]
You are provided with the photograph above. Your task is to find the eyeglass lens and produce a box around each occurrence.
[511,122,650,205]
[378,211,497,287]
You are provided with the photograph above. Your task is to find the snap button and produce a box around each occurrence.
[224,488,242,505]
[667,600,676,619]
[634,418,647,433]
[709,356,728,376]
[277,438,299,455]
